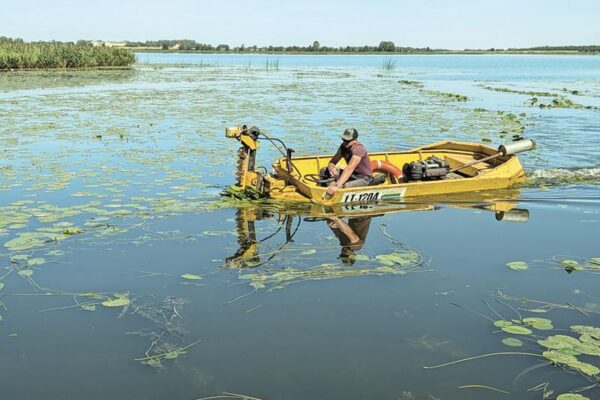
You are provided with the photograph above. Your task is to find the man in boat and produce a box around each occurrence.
[327,216,372,265]
[321,128,373,197]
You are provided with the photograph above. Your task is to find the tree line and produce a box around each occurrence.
[124,39,438,53]
[0,37,136,70]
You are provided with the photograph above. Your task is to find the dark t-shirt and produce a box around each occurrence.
[330,142,372,178]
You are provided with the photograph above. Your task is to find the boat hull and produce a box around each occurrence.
[269,141,526,205]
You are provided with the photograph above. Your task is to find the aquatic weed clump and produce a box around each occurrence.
[529,96,600,110]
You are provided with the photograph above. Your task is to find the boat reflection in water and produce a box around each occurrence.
[225,190,529,270]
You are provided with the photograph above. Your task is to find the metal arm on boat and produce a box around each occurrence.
[450,139,534,174]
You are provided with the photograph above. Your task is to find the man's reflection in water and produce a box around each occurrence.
[327,216,372,265]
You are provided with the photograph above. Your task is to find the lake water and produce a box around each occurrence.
[1,53,599,400]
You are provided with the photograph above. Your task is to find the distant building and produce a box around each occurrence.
[91,40,127,48]
[170,43,181,50]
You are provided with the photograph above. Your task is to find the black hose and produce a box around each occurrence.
[258,131,303,178]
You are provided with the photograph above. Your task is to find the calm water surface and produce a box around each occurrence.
[0,53,599,399]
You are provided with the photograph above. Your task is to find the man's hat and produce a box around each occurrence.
[341,128,358,141]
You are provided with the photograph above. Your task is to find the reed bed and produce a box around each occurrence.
[0,41,136,70]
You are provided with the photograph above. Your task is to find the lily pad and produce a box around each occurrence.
[538,335,581,350]
[523,317,554,330]
[493,320,513,328]
[579,334,600,347]
[63,228,84,236]
[574,341,600,356]
[502,337,523,347]
[27,258,46,266]
[181,274,203,280]
[571,325,600,339]
[570,360,600,376]
[501,325,532,335]
[101,294,130,307]
[557,394,590,400]
[561,259,584,270]
[506,261,528,271]
[543,350,578,365]
[376,251,419,266]
[300,249,316,255]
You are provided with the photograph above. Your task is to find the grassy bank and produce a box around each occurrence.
[0,41,136,70]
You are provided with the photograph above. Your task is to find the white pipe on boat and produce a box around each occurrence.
[498,139,535,156]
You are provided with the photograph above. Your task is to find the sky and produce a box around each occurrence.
[1,0,598,49]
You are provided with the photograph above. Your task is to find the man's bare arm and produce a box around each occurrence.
[335,155,361,187]
[328,217,360,243]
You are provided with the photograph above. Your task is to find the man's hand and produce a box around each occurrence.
[327,165,339,178]
[326,183,339,196]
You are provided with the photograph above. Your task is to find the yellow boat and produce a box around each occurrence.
[224,125,533,205]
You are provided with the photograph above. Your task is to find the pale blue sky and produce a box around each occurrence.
[1,0,598,49]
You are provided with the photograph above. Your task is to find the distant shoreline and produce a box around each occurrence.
[131,49,599,56]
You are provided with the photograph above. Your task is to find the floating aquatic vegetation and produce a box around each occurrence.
[523,317,554,330]
[4,231,67,251]
[502,338,523,347]
[527,167,600,186]
[506,261,528,271]
[557,394,590,400]
[181,274,203,280]
[221,185,268,201]
[397,79,424,88]
[529,96,600,110]
[431,295,600,397]
[232,223,425,292]
[530,256,600,274]
[101,293,131,307]
[480,85,557,97]
[501,325,533,335]
[424,90,468,102]
[27,257,46,266]
[237,256,421,291]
